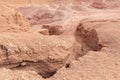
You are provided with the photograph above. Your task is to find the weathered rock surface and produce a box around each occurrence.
[50,21,120,80]
[42,25,64,35]
[75,23,102,52]
[0,68,43,80]
[80,21,120,50]
[0,4,30,32]
[50,51,120,80]
[0,0,120,80]
[0,32,74,78]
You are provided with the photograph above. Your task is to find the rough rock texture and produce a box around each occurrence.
[75,23,101,52]
[0,4,30,32]
[0,0,120,80]
[0,33,74,78]
[50,51,120,80]
[49,21,120,80]
[42,25,64,35]
[0,68,43,80]
[81,21,120,50]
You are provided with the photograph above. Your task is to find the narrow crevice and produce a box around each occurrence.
[65,63,70,68]
[38,70,57,78]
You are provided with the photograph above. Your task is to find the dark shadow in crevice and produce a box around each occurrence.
[65,63,70,68]
[0,60,59,79]
[38,70,57,78]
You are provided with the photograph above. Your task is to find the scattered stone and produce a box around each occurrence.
[42,25,64,35]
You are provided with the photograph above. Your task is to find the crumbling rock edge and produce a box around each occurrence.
[0,33,74,78]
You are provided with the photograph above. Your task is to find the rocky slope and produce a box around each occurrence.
[0,0,120,80]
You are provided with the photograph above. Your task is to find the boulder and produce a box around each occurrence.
[80,21,120,50]
[42,25,64,35]
[75,23,102,52]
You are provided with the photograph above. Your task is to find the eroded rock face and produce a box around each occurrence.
[75,23,102,54]
[0,33,74,78]
[91,2,107,9]
[50,51,120,80]
[81,21,120,50]
[1,0,120,80]
[51,21,120,80]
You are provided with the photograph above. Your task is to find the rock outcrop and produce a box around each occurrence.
[80,21,120,50]
[0,0,120,80]
[50,51,120,80]
[49,20,120,79]
[0,33,74,78]
[75,23,102,53]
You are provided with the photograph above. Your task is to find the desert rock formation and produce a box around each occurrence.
[0,0,120,80]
